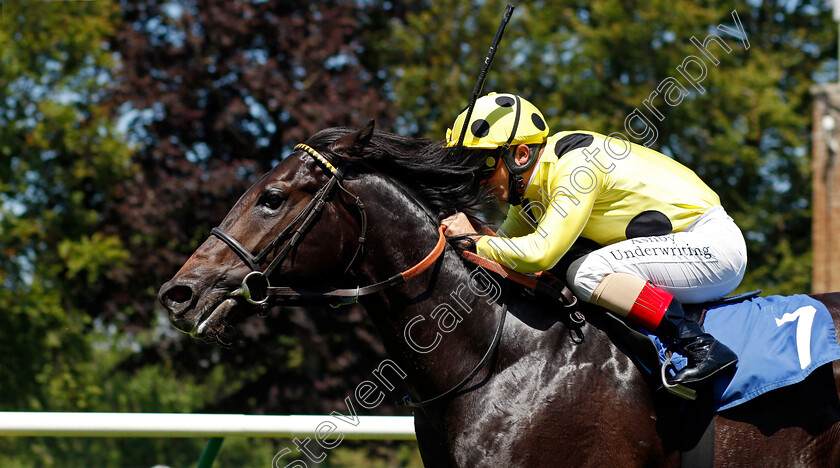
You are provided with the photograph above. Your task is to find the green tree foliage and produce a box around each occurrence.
[0,0,128,408]
[2,0,424,465]
[0,1,283,466]
[3,0,423,465]
[105,0,414,416]
[381,0,834,295]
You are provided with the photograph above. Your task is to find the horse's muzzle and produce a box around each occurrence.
[158,278,206,334]
[159,272,254,340]
[158,280,196,316]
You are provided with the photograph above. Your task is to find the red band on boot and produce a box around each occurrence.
[628,283,673,331]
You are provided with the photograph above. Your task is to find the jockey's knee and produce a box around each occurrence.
[566,252,615,302]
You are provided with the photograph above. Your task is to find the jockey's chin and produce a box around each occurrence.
[488,184,509,203]
[481,171,510,203]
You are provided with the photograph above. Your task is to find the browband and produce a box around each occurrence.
[295,143,338,175]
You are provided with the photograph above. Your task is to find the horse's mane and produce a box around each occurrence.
[304,127,497,221]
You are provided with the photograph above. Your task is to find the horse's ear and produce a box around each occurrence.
[330,120,375,158]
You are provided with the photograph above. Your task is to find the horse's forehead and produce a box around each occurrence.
[258,153,314,186]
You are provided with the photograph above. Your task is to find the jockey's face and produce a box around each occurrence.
[481,151,511,203]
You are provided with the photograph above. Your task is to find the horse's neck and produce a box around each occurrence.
[361,253,511,402]
[349,175,635,421]
[350,176,509,399]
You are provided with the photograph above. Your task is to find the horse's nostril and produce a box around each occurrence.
[158,277,203,318]
[163,285,193,306]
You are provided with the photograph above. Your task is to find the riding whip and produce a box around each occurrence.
[453,3,515,155]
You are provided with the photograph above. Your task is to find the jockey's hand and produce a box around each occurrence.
[442,212,476,236]
[441,213,482,242]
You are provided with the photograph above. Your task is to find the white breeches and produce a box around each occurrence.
[566,206,747,304]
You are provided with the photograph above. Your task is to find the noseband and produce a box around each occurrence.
[209,143,447,307]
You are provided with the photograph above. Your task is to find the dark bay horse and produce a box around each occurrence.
[158,122,840,467]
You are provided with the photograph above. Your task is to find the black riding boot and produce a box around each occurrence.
[654,299,738,385]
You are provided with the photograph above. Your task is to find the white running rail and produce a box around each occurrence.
[0,412,416,440]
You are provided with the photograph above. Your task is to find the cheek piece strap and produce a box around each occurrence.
[504,144,539,206]
[508,174,526,206]
[498,98,539,208]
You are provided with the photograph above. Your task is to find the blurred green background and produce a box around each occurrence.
[0,0,833,466]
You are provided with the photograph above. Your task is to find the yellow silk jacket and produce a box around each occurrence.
[475,131,721,273]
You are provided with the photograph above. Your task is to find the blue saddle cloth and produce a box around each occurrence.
[643,294,840,411]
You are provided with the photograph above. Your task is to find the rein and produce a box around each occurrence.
[263,224,447,306]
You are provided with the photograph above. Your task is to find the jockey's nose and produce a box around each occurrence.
[158,280,196,316]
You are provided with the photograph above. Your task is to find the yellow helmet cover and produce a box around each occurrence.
[445,93,549,149]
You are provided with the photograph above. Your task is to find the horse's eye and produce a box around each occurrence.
[261,192,285,210]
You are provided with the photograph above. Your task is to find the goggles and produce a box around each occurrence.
[480,154,502,177]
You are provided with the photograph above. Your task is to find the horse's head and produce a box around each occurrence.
[158,122,374,344]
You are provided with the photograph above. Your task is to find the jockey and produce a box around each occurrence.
[442,92,746,386]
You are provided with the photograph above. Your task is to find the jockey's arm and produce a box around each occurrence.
[474,160,598,273]
[498,204,533,238]
[441,205,531,240]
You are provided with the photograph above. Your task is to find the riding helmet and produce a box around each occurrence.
[445,93,549,150]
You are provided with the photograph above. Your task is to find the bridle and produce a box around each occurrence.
[209,143,447,307]
[207,142,502,408]
[207,140,577,409]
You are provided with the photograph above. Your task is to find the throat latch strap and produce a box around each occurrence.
[263,225,448,303]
